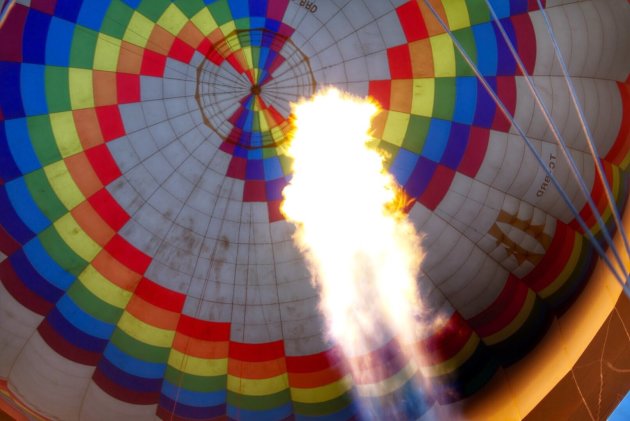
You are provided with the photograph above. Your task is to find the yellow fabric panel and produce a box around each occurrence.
[219,21,237,38]
[422,333,480,377]
[430,33,456,77]
[411,78,435,117]
[68,68,94,109]
[191,8,219,35]
[227,373,290,396]
[54,213,101,261]
[259,109,270,131]
[356,361,416,397]
[290,375,351,403]
[168,349,228,376]
[118,311,175,348]
[442,0,471,31]
[157,3,188,35]
[94,34,121,72]
[382,111,410,147]
[50,112,82,158]
[44,161,84,210]
[539,234,581,299]
[484,290,536,345]
[242,45,254,71]
[124,11,154,48]
[271,126,284,142]
[79,264,132,309]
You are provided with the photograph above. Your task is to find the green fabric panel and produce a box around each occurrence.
[453,28,477,76]
[466,0,491,26]
[38,226,88,276]
[45,67,71,113]
[101,1,134,39]
[207,1,233,26]
[227,389,291,411]
[173,0,206,18]
[433,78,456,121]
[67,280,123,324]
[24,170,67,221]
[136,0,171,21]
[402,114,430,154]
[164,366,227,392]
[110,328,170,363]
[251,46,261,73]
[69,27,97,69]
[27,115,62,166]
[292,392,354,416]
[234,17,251,30]
[377,140,399,169]
[251,110,260,134]
[262,145,278,159]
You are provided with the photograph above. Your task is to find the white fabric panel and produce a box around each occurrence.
[0,283,42,378]
[532,0,630,81]
[8,333,93,421]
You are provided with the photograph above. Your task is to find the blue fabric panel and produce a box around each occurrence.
[0,187,34,243]
[487,0,510,19]
[5,118,40,173]
[104,344,166,379]
[249,0,267,17]
[494,21,516,75]
[472,23,497,76]
[404,156,436,198]
[390,148,419,186]
[0,62,25,119]
[265,177,287,201]
[23,238,75,291]
[0,122,23,181]
[246,158,264,179]
[56,294,115,340]
[227,402,292,421]
[473,79,496,128]
[97,357,163,391]
[121,0,141,8]
[161,381,226,407]
[77,0,111,31]
[10,249,63,302]
[47,307,108,353]
[23,10,52,64]
[442,123,469,169]
[160,395,226,419]
[54,0,82,22]
[263,156,283,180]
[453,77,477,124]
[20,64,48,115]
[6,177,51,233]
[422,119,451,163]
[510,0,529,15]
[45,17,74,66]
[228,0,248,19]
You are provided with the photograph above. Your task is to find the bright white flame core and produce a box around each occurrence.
[282,88,425,381]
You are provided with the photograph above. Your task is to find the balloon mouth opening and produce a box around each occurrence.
[250,84,262,95]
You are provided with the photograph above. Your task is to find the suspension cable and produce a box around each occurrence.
[535,0,630,263]
[482,0,629,282]
[421,0,630,295]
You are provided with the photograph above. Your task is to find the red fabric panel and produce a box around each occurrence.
[104,234,151,275]
[229,340,285,362]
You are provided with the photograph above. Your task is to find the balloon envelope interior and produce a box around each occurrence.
[0,0,629,419]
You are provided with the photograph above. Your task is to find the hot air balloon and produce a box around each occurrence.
[0,0,629,419]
